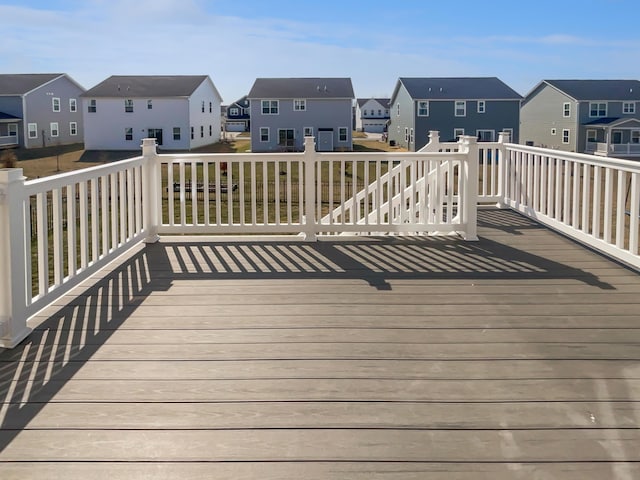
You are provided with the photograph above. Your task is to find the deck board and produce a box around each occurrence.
[1,209,640,479]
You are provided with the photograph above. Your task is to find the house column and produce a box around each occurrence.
[141,138,160,243]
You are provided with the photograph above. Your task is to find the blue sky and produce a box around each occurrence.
[1,0,639,102]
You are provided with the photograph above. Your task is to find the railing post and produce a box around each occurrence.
[496,131,510,209]
[141,138,160,243]
[302,136,317,241]
[418,130,441,152]
[0,168,32,348]
[459,136,479,241]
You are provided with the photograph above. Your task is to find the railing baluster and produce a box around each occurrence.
[66,183,77,277]
[616,171,627,248]
[581,164,591,234]
[52,188,63,285]
[630,173,639,254]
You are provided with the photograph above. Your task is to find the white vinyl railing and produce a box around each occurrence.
[2,131,639,349]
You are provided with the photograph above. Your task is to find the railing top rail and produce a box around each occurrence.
[505,143,640,172]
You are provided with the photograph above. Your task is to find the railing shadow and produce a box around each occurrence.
[0,209,616,453]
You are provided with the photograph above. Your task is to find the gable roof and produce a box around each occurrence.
[0,74,66,95]
[395,77,522,100]
[248,78,354,99]
[83,75,213,98]
[541,80,640,101]
[230,95,249,108]
[357,98,390,108]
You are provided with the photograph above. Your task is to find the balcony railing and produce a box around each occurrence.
[586,141,640,157]
[1,132,639,348]
[0,135,18,147]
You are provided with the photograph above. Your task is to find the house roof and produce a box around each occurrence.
[247,78,354,99]
[0,74,65,95]
[395,77,522,100]
[83,75,213,98]
[583,117,640,128]
[230,95,249,108]
[543,79,640,101]
[0,111,22,121]
[357,98,390,107]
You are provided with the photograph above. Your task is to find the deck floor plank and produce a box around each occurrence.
[1,209,639,478]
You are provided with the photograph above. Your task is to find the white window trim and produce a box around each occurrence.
[589,102,607,118]
[125,99,134,113]
[623,102,636,114]
[229,107,239,116]
[173,127,181,141]
[563,102,570,118]
[88,99,96,112]
[562,129,570,144]
[631,130,640,144]
[502,128,513,141]
[50,122,59,137]
[454,128,464,139]
[409,128,414,144]
[477,100,485,114]
[147,100,153,110]
[8,124,17,136]
[338,127,348,142]
[28,123,37,138]
[551,128,557,135]
[293,99,307,111]
[586,129,597,142]
[125,127,133,141]
[417,101,429,117]
[396,104,400,116]
[404,127,409,142]
[70,121,77,136]
[476,129,495,142]
[260,127,270,142]
[69,98,77,112]
[261,100,279,115]
[304,127,314,137]
[455,100,466,117]
[52,97,60,112]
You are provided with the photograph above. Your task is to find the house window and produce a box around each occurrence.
[52,97,60,112]
[589,102,607,117]
[28,123,37,138]
[70,122,77,136]
[455,101,466,117]
[587,129,597,142]
[476,129,494,142]
[417,101,429,116]
[477,100,485,113]
[404,127,409,142]
[378,109,382,116]
[69,98,77,112]
[261,100,278,114]
[631,130,640,144]
[396,104,400,116]
[294,99,306,111]
[147,100,153,110]
[502,128,513,141]
[229,107,239,116]
[50,122,59,137]
[562,129,570,144]
[125,127,133,141]
[563,102,571,117]
[363,109,368,116]
[623,102,636,114]
[339,127,348,142]
[125,99,133,113]
[410,128,414,144]
[260,127,269,142]
[201,101,205,113]
[304,127,313,137]
[278,129,294,147]
[551,128,557,135]
[173,127,181,141]
[612,130,623,144]
[8,124,17,136]
[454,128,464,140]
[200,125,204,138]
[88,99,96,112]
[190,127,194,140]
[209,125,212,136]
[209,102,212,113]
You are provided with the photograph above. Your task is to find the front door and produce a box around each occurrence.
[148,128,163,146]
[317,129,333,152]
[612,130,623,144]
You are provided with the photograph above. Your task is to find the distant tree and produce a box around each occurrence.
[0,149,17,168]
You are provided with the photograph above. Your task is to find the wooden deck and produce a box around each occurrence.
[1,209,640,479]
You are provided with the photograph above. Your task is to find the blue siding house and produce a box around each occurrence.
[388,77,522,151]
[248,78,355,152]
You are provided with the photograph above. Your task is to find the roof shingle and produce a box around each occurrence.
[83,75,210,97]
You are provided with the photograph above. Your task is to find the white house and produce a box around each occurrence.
[82,75,222,150]
[355,98,390,133]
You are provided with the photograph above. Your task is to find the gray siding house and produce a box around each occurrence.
[520,80,640,157]
[248,78,355,152]
[0,73,85,149]
[82,75,222,150]
[388,77,522,151]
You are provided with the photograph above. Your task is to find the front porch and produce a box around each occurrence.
[584,117,640,157]
[1,208,640,478]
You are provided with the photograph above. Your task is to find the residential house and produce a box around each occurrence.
[82,75,222,150]
[355,98,390,133]
[0,73,85,149]
[520,79,640,157]
[224,95,250,132]
[247,77,355,152]
[388,77,522,151]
